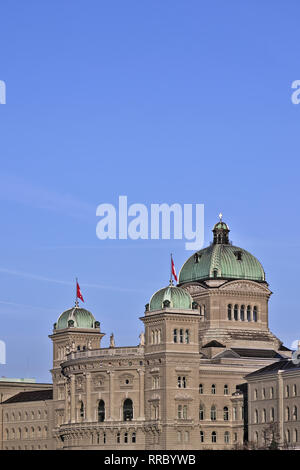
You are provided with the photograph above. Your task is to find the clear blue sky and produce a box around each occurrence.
[0,1,299,382]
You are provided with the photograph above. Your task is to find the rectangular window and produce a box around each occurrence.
[185,329,190,344]
[173,329,177,343]
[179,329,184,343]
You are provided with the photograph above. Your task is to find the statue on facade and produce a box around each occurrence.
[109,333,115,348]
[87,340,92,350]
[139,331,145,346]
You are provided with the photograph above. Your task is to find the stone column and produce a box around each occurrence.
[278,370,284,446]
[108,371,114,420]
[138,369,145,420]
[86,373,92,422]
[64,379,69,423]
[70,375,76,423]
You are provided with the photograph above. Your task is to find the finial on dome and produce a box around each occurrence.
[219,212,223,221]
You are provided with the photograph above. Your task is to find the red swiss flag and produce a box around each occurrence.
[171,255,178,283]
[76,282,84,302]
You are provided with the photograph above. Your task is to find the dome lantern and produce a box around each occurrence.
[212,213,230,245]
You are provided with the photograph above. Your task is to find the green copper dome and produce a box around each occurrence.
[56,306,96,330]
[149,285,193,312]
[179,218,265,284]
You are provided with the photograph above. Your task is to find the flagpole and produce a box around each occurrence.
[75,277,78,307]
[170,253,173,286]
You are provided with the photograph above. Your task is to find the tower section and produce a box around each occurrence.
[49,303,104,428]
[141,284,201,449]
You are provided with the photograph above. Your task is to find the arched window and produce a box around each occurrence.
[254,409,258,423]
[240,305,245,321]
[210,405,216,421]
[103,432,106,444]
[262,409,266,423]
[224,384,228,395]
[286,385,290,397]
[270,387,274,399]
[286,429,290,443]
[199,404,204,420]
[98,400,105,422]
[270,407,275,422]
[234,304,238,321]
[255,431,258,444]
[200,431,204,443]
[223,407,229,421]
[294,429,298,443]
[253,306,258,322]
[124,432,128,443]
[286,407,290,421]
[123,399,133,421]
[211,384,216,395]
[247,305,251,321]
[117,432,120,443]
[18,428,21,439]
[132,432,136,443]
[293,406,297,421]
[199,383,203,394]
[224,431,230,443]
[211,431,217,443]
[293,384,297,396]
[37,427,41,438]
[254,389,258,400]
[227,304,232,320]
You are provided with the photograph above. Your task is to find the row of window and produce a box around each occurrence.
[199,431,237,444]
[92,431,137,445]
[254,384,298,400]
[80,398,134,422]
[228,304,258,322]
[4,426,48,440]
[173,329,190,344]
[150,329,161,344]
[199,405,243,421]
[4,410,47,422]
[199,383,233,395]
[254,406,298,424]
[253,429,299,445]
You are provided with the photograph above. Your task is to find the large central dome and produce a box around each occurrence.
[179,218,265,284]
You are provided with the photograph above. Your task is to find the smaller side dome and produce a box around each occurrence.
[149,285,193,312]
[56,306,96,330]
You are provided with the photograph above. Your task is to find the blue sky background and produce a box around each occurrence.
[0,1,299,382]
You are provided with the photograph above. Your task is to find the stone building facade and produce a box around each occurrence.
[0,218,295,450]
[246,358,300,449]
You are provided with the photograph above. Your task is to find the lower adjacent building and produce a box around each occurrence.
[246,358,300,449]
[0,218,298,450]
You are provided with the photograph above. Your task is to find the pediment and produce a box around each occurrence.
[212,349,241,359]
[219,280,271,294]
[182,284,207,295]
